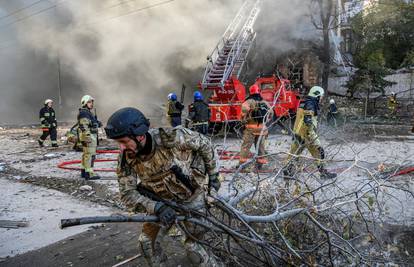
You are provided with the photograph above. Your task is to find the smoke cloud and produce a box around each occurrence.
[0,0,314,125]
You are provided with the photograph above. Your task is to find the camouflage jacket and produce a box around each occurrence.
[116,127,218,214]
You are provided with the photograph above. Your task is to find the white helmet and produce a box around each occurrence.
[44,99,53,105]
[329,99,335,104]
[81,95,94,106]
[308,86,325,98]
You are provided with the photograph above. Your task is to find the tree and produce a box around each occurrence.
[345,0,414,100]
[311,0,339,93]
[352,0,414,69]
[347,47,394,98]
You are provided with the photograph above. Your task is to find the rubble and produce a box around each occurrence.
[0,121,413,264]
[79,185,93,192]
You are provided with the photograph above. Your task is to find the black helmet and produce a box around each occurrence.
[105,107,150,139]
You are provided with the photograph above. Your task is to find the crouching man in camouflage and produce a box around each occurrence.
[104,107,221,266]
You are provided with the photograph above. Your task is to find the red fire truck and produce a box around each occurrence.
[200,1,300,132]
[254,74,300,118]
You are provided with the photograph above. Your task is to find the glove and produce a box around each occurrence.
[208,173,221,192]
[154,202,176,226]
[304,115,313,126]
[98,121,103,128]
[81,136,92,146]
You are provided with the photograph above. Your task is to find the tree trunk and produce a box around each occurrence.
[322,27,331,93]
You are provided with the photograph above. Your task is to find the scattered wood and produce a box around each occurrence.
[111,254,141,267]
[0,220,29,229]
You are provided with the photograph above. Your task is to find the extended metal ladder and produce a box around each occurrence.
[201,0,261,89]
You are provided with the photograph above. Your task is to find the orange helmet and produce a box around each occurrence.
[249,84,260,95]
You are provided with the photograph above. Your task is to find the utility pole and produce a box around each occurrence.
[55,1,62,114]
[57,54,62,112]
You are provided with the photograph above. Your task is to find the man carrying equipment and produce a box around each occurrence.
[239,84,272,169]
[78,95,102,180]
[283,86,337,179]
[105,107,221,266]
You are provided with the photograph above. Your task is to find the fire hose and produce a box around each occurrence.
[57,149,414,177]
[57,149,244,172]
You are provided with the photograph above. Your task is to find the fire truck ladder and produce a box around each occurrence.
[201,0,261,89]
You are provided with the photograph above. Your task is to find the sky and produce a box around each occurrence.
[0,0,316,125]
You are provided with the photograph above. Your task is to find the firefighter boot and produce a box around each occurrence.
[38,140,44,147]
[319,168,337,179]
[84,171,101,180]
[52,143,59,148]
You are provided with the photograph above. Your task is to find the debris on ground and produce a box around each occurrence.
[0,220,29,229]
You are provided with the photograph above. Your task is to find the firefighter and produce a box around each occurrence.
[188,91,209,135]
[78,95,102,180]
[104,107,221,266]
[239,84,272,169]
[283,86,337,179]
[166,93,184,127]
[388,92,397,118]
[38,99,58,147]
[327,98,338,127]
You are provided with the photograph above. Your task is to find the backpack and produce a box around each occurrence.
[251,101,269,123]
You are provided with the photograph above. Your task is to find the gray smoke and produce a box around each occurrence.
[0,0,313,125]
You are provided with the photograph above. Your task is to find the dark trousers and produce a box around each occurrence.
[194,124,208,135]
[39,127,57,144]
[170,116,182,127]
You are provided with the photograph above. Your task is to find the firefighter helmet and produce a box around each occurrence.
[81,95,94,106]
[249,84,260,95]
[168,93,177,101]
[105,107,150,139]
[329,99,335,104]
[194,91,203,101]
[308,86,325,98]
[44,99,53,105]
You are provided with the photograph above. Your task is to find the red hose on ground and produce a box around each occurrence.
[392,167,414,177]
[57,159,117,172]
[96,150,120,154]
[57,149,414,177]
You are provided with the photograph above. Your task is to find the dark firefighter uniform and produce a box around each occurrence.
[239,87,272,168]
[78,106,101,179]
[188,100,209,135]
[284,88,336,179]
[38,101,58,147]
